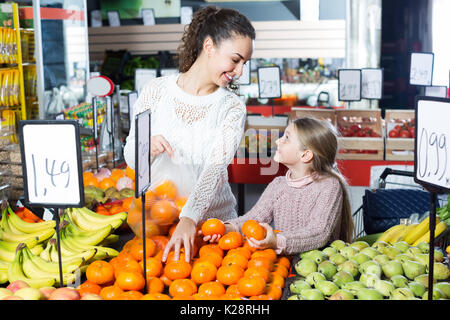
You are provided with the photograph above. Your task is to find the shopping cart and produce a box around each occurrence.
[352,168,443,239]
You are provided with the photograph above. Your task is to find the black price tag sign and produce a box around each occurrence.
[19,120,84,208]
[135,109,151,198]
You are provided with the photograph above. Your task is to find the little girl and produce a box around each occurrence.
[205,117,355,255]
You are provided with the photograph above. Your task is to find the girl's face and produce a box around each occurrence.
[274,123,304,165]
[207,35,253,87]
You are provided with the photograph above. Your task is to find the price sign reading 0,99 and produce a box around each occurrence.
[414,97,450,192]
[19,121,84,208]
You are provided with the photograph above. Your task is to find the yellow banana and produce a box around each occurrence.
[0,227,54,247]
[377,224,406,243]
[22,246,84,274]
[70,207,127,230]
[66,208,120,231]
[7,247,56,288]
[404,216,440,245]
[0,269,8,284]
[61,231,118,260]
[390,223,418,244]
[6,207,56,233]
[412,221,448,246]
[63,224,113,246]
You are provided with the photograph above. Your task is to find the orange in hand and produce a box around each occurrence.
[201,218,226,237]
[242,220,266,241]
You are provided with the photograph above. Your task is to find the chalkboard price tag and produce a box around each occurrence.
[361,68,383,100]
[414,96,450,193]
[338,69,362,101]
[135,110,151,198]
[257,66,281,99]
[19,120,84,208]
[410,52,434,86]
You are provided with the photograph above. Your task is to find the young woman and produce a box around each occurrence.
[123,6,255,262]
[209,117,355,255]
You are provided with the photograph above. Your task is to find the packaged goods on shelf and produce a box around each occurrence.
[0,69,20,107]
[0,27,18,64]
[385,109,415,161]
[64,101,106,129]
[20,29,35,63]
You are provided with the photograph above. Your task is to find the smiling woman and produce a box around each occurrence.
[123,5,255,263]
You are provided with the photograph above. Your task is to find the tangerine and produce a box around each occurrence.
[99,177,116,190]
[99,285,123,300]
[201,218,226,237]
[150,200,177,225]
[116,271,146,291]
[242,220,266,241]
[218,232,243,250]
[197,281,225,297]
[216,264,245,286]
[191,261,217,285]
[164,260,192,280]
[237,276,266,297]
[154,180,178,200]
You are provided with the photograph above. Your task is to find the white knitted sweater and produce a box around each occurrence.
[123,74,245,224]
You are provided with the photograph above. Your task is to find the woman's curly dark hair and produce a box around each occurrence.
[177,6,255,92]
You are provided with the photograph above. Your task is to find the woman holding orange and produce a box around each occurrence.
[123,6,255,262]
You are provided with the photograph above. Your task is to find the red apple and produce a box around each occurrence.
[7,280,30,293]
[81,293,103,300]
[48,287,81,300]
[39,286,56,300]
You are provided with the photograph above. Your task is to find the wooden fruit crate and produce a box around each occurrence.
[385,109,415,161]
[288,107,336,125]
[335,109,384,160]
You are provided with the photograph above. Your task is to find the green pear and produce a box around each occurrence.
[391,287,414,300]
[359,247,380,259]
[365,264,382,278]
[416,241,430,254]
[392,241,410,253]
[394,253,415,264]
[434,249,444,262]
[359,273,379,288]
[295,258,317,277]
[432,262,450,280]
[332,270,354,288]
[372,241,389,252]
[414,253,430,268]
[289,279,311,294]
[14,287,43,300]
[356,288,384,300]
[339,246,358,259]
[382,260,403,278]
[422,288,444,300]
[406,246,422,257]
[315,280,339,296]
[288,294,302,300]
[318,260,337,280]
[328,289,354,300]
[414,274,435,289]
[322,247,337,257]
[359,260,378,274]
[300,289,325,300]
[308,250,327,264]
[337,260,360,278]
[435,282,450,298]
[407,281,426,297]
[299,249,318,259]
[391,275,409,288]
[373,254,390,266]
[330,240,347,251]
[351,241,370,251]
[342,281,366,295]
[384,246,402,259]
[305,272,326,286]
[374,279,395,298]
[329,253,347,266]
[402,260,426,280]
[352,253,371,265]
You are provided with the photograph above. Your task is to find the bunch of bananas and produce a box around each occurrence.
[377,216,448,246]
[0,205,56,285]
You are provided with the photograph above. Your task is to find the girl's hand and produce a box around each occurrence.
[246,223,277,250]
[162,217,196,263]
[151,135,174,158]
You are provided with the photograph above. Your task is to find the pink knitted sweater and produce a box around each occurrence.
[226,171,344,255]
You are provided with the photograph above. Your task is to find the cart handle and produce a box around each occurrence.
[378,168,414,189]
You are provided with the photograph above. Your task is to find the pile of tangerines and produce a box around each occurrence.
[78,217,291,300]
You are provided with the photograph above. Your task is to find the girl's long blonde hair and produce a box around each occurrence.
[292,117,355,243]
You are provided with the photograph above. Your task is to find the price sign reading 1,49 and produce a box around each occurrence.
[415,98,450,192]
[19,121,85,207]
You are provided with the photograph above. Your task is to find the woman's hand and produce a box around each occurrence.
[151,135,174,158]
[162,217,197,263]
[246,223,278,250]
[198,223,235,243]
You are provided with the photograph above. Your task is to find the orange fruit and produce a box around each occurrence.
[222,253,248,269]
[151,235,169,252]
[265,283,283,300]
[100,285,123,300]
[277,256,291,270]
[147,277,165,294]
[247,257,274,271]
[114,259,143,278]
[228,247,252,260]
[216,264,245,286]
[129,238,157,261]
[150,200,177,225]
[125,166,135,180]
[226,284,241,295]
[154,180,178,200]
[119,290,144,300]
[196,252,223,268]
[174,196,187,213]
[139,257,163,278]
[164,260,192,280]
[77,280,102,296]
[197,281,225,297]
[86,260,115,285]
[272,263,289,278]
[115,272,146,291]
[244,266,270,282]
[242,220,266,240]
[249,294,273,300]
[251,249,277,262]
[218,232,243,250]
[121,197,134,212]
[191,261,217,285]
[99,177,116,190]
[199,244,224,258]
[110,168,126,181]
[237,276,266,297]
[270,273,285,289]
[169,279,198,298]
[83,176,99,188]
[201,218,226,237]
[141,293,171,300]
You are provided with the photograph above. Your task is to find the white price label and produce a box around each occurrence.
[107,11,121,27]
[338,69,361,101]
[362,68,383,100]
[135,69,157,95]
[425,86,447,98]
[135,110,151,198]
[142,8,155,26]
[415,97,450,192]
[410,52,434,86]
[19,121,84,207]
[258,66,281,99]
